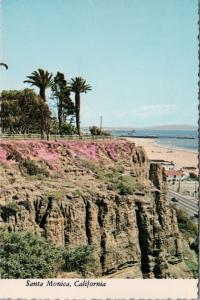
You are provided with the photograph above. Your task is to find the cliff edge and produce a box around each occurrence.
[0,139,196,278]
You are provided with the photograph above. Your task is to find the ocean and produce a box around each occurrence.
[109,129,198,152]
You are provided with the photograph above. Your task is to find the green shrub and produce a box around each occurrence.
[117,175,137,195]
[89,126,111,136]
[64,245,95,276]
[185,258,198,278]
[175,207,198,239]
[189,172,198,180]
[78,159,98,173]
[89,126,102,136]
[73,189,82,197]
[36,174,46,181]
[93,166,144,194]
[109,165,125,174]
[18,200,31,211]
[78,161,144,195]
[118,182,134,194]
[190,238,198,254]
[0,231,63,278]
[1,201,19,219]
[43,190,65,203]
[60,123,76,135]
[21,159,49,176]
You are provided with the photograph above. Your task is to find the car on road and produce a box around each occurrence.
[171,197,178,202]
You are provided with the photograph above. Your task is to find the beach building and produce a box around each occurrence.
[182,166,198,177]
[165,170,185,182]
[150,159,175,170]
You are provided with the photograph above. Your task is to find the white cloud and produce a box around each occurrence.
[134,104,177,117]
[112,104,178,119]
[80,103,178,126]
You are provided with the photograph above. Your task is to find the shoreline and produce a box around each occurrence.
[124,137,198,171]
[153,140,198,154]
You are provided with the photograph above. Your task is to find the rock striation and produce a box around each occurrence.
[0,139,194,278]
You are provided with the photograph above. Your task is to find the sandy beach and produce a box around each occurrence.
[125,138,198,170]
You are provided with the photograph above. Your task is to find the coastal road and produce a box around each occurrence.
[169,190,198,220]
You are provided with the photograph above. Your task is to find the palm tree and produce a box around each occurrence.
[0,63,8,69]
[24,68,53,101]
[24,69,53,139]
[69,77,91,135]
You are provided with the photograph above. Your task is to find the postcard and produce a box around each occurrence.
[0,0,198,299]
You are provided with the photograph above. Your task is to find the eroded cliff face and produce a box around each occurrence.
[0,139,193,278]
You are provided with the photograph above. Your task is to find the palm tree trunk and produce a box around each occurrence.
[40,115,45,139]
[39,88,46,138]
[75,92,81,136]
[58,97,64,136]
[58,104,62,136]
[39,88,46,102]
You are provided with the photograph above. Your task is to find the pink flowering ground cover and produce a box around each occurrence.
[58,141,100,161]
[59,140,134,162]
[0,147,8,162]
[0,140,134,169]
[104,143,118,161]
[0,141,61,168]
[30,142,60,161]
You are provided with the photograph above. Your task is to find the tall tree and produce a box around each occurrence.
[24,69,53,101]
[51,72,75,135]
[69,77,91,136]
[24,69,53,138]
[0,62,8,133]
[0,63,8,69]
[0,89,51,136]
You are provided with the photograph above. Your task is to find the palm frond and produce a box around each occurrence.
[0,63,8,69]
[69,77,92,93]
[24,69,54,89]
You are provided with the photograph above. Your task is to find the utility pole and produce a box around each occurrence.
[194,180,197,200]
[177,177,181,193]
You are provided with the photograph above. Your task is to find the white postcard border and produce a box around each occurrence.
[0,279,197,299]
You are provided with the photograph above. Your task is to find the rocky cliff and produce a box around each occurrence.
[0,139,195,278]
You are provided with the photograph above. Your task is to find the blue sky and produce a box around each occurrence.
[1,0,198,127]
